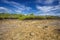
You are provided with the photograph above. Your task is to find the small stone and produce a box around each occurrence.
[37,26,41,28]
[43,26,48,29]
[45,26,48,28]
[30,32,35,36]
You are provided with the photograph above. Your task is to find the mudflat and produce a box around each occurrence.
[0,19,60,40]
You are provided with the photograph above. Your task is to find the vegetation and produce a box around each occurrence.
[0,13,60,20]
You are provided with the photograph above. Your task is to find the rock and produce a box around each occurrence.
[30,32,35,36]
[43,26,48,29]
[37,26,41,28]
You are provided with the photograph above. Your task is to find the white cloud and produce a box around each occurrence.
[36,0,54,3]
[15,10,22,13]
[2,0,32,13]
[0,7,7,10]
[35,0,59,5]
[0,7,8,13]
[11,2,32,11]
[36,5,60,12]
[44,0,54,4]
[0,7,12,13]
[36,6,53,12]
[39,13,56,16]
[36,5,60,15]
[35,0,42,3]
[1,0,9,3]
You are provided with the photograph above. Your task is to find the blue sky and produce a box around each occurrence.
[0,0,60,15]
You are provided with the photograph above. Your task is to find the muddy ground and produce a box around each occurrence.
[0,19,60,40]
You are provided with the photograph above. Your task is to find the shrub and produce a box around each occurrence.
[0,13,60,20]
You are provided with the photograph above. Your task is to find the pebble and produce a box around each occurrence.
[30,32,35,36]
[37,26,41,28]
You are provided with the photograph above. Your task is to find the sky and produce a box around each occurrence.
[0,0,60,15]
